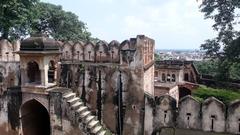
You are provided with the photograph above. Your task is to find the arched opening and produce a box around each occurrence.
[162,73,166,82]
[184,73,189,81]
[154,71,158,77]
[172,74,176,82]
[179,87,191,99]
[0,72,3,83]
[48,60,56,83]
[21,99,50,135]
[27,61,41,84]
[167,74,171,82]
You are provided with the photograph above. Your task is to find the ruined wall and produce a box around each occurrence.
[1,87,89,135]
[59,35,154,135]
[0,40,20,62]
[0,40,20,95]
[144,65,154,95]
[145,95,240,135]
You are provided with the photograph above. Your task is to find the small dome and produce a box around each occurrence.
[20,33,59,51]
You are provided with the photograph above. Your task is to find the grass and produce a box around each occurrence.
[192,85,240,104]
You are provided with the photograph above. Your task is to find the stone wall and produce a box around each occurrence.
[0,39,20,95]
[145,95,240,135]
[59,35,154,135]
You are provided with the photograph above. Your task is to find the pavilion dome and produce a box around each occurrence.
[20,33,59,51]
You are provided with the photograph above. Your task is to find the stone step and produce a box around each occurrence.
[88,120,99,129]
[63,91,72,96]
[97,131,106,135]
[63,93,76,100]
[80,111,91,119]
[76,106,88,114]
[67,97,80,105]
[85,115,95,124]
[91,126,102,134]
[71,101,83,110]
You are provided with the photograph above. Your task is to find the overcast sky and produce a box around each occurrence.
[42,0,216,49]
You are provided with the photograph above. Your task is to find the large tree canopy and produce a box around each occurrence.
[32,2,91,41]
[200,0,240,57]
[0,0,38,40]
[199,0,240,80]
[0,1,92,41]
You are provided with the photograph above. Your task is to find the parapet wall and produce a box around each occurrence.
[0,39,20,62]
[59,35,155,66]
[145,95,240,135]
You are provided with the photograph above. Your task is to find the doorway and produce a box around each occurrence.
[20,99,50,135]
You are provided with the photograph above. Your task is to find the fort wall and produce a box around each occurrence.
[145,95,240,135]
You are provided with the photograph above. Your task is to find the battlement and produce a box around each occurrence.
[59,35,155,67]
[0,39,20,62]
[145,95,240,135]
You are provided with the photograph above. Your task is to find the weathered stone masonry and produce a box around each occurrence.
[144,95,240,135]
[59,35,155,135]
[0,34,239,135]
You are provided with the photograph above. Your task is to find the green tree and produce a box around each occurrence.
[0,0,39,40]
[199,0,240,80]
[194,60,218,76]
[32,2,91,42]
[0,1,93,42]
[154,53,161,61]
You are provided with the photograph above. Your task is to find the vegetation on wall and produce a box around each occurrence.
[0,0,93,42]
[193,85,240,104]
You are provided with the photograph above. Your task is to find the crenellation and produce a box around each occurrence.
[73,41,84,61]
[0,35,239,135]
[108,40,120,63]
[145,95,240,135]
[177,95,201,130]
[95,41,109,63]
[202,97,226,133]
[154,95,177,129]
[61,42,73,61]
[227,100,240,134]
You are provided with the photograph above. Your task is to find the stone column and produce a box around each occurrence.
[40,69,47,86]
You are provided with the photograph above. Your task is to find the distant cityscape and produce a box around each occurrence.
[155,49,205,61]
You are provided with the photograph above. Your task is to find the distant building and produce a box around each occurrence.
[154,60,199,102]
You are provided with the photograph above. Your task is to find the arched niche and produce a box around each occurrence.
[27,61,41,84]
[48,60,56,83]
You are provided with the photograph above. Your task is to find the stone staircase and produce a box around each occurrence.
[63,91,110,135]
